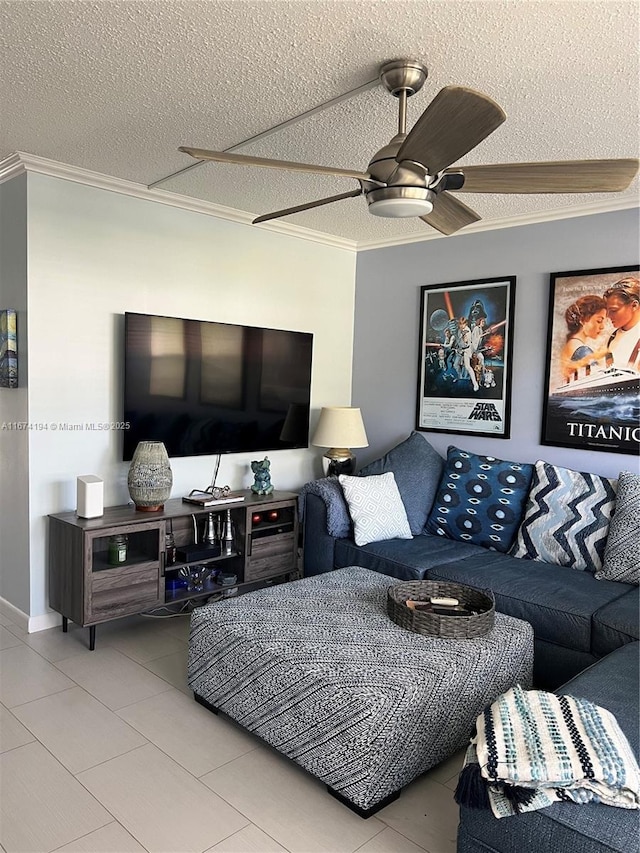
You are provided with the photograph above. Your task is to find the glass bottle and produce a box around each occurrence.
[223,509,234,556]
[165,532,176,565]
[108,534,128,566]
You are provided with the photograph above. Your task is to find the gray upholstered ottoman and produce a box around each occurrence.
[188,566,533,816]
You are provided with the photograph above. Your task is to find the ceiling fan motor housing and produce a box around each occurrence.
[367,135,406,183]
[367,59,433,193]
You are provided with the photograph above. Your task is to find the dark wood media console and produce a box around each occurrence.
[48,490,299,649]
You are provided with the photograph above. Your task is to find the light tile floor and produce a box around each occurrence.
[0,611,464,853]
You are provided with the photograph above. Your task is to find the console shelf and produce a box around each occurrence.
[48,490,299,649]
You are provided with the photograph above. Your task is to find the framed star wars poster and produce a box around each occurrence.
[416,276,516,439]
[541,265,639,455]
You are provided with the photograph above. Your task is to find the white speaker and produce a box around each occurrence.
[77,475,104,518]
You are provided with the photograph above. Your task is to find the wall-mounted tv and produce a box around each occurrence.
[123,312,313,460]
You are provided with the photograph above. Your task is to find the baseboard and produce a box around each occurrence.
[29,611,62,633]
[0,597,29,631]
[0,597,61,633]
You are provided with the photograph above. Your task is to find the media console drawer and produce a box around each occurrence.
[91,563,158,592]
[246,534,295,581]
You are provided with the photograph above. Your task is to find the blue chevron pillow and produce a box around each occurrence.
[509,461,617,573]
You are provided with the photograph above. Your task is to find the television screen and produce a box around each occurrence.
[123,312,313,460]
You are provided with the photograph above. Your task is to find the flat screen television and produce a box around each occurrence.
[123,312,313,460]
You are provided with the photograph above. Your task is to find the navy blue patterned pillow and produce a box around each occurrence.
[358,432,444,535]
[425,446,534,552]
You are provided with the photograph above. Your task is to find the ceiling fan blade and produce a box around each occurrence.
[253,189,362,224]
[178,147,371,182]
[421,192,481,235]
[397,86,506,175]
[452,159,640,193]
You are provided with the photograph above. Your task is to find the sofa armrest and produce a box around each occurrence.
[302,493,342,576]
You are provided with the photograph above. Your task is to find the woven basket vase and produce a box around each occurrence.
[387,579,495,639]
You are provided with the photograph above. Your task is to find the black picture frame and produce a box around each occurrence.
[541,265,639,456]
[416,276,516,439]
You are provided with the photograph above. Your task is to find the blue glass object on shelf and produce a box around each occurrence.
[179,565,210,591]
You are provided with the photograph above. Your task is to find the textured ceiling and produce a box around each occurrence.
[1,0,639,246]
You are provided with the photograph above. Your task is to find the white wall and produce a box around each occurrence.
[0,174,30,615]
[25,173,356,619]
[353,208,640,480]
[12,172,638,623]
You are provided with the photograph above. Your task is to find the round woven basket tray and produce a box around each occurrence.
[387,579,495,639]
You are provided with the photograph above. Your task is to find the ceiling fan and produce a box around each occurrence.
[179,59,639,236]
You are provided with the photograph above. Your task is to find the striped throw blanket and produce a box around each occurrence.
[455,684,640,818]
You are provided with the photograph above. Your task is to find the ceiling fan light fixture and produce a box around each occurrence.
[369,197,434,217]
[366,187,435,218]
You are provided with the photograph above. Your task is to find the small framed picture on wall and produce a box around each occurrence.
[540,265,639,456]
[416,276,516,439]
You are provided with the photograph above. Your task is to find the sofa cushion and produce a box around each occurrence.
[427,552,628,654]
[510,460,617,573]
[358,432,444,535]
[334,532,486,581]
[424,446,533,552]
[562,642,639,748]
[592,588,640,658]
[596,470,640,585]
[338,472,412,546]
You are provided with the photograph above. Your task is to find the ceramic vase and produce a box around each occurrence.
[127,441,173,511]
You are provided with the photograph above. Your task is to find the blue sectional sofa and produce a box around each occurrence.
[301,434,639,688]
[457,641,640,853]
[301,432,639,852]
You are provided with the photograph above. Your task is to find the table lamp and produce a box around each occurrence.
[311,407,369,476]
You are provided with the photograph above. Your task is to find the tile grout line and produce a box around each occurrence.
[47,819,152,853]
[1,737,117,851]
[50,658,267,853]
[2,616,460,853]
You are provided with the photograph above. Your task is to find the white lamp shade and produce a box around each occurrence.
[311,407,369,449]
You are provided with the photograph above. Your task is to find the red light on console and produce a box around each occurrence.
[252,513,263,525]
[267,510,279,522]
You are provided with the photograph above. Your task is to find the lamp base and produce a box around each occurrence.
[322,449,356,477]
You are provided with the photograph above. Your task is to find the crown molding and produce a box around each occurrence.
[2,152,637,253]
[0,152,357,252]
[355,196,640,250]
[0,153,26,183]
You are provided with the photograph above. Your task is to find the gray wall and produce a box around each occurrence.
[0,174,30,613]
[353,208,639,480]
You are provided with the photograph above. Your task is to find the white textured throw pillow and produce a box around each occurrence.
[339,472,412,546]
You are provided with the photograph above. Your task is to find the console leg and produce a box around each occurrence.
[89,625,96,651]
[62,616,68,633]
